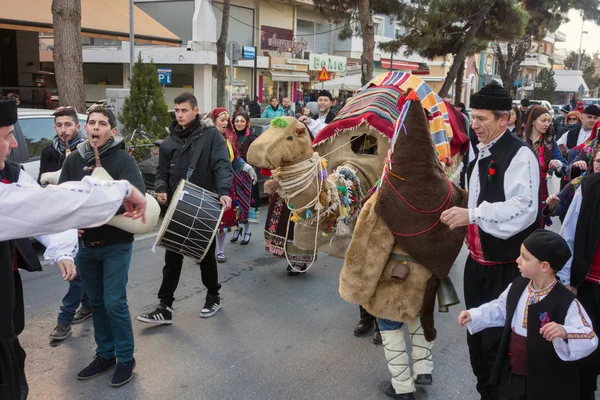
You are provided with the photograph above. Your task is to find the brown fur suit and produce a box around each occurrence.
[340,97,467,342]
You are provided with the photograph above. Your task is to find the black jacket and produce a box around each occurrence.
[38,145,64,184]
[247,101,262,118]
[155,115,233,200]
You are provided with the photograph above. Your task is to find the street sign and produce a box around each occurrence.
[242,46,256,60]
[318,67,331,82]
[226,41,242,62]
[157,68,172,85]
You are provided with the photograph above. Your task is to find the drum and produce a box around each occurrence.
[155,180,223,261]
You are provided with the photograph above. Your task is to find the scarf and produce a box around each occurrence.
[170,115,201,138]
[82,137,116,166]
[52,133,85,156]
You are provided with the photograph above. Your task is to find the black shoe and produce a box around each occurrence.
[240,232,252,245]
[379,381,414,399]
[200,295,221,318]
[77,355,116,380]
[72,305,93,324]
[286,263,307,276]
[136,303,173,325]
[49,322,72,341]
[373,329,382,345]
[111,358,136,387]
[231,227,243,243]
[353,320,374,337]
[415,374,433,385]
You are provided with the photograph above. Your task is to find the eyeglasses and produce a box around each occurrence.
[568,117,579,122]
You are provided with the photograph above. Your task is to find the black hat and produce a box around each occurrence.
[560,105,570,114]
[583,105,600,116]
[470,82,512,111]
[0,96,18,128]
[523,230,572,271]
[521,98,530,107]
[317,90,333,101]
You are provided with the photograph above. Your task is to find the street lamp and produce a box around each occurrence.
[577,21,588,71]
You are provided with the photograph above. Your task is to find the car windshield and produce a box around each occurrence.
[19,116,86,158]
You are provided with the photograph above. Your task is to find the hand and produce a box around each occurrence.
[573,160,588,171]
[440,207,469,230]
[77,229,84,238]
[458,311,472,327]
[122,185,147,223]
[298,115,310,124]
[156,192,168,204]
[545,194,559,209]
[247,167,258,184]
[58,259,77,281]
[548,160,562,170]
[220,195,232,211]
[565,284,577,295]
[540,322,567,341]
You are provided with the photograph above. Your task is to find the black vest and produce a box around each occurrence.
[566,128,580,149]
[467,132,540,262]
[490,277,579,400]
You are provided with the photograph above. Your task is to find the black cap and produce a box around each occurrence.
[317,90,333,101]
[583,105,600,116]
[521,98,530,107]
[0,96,18,127]
[523,230,572,271]
[560,105,570,114]
[470,82,512,111]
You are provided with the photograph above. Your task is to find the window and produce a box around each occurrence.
[394,23,405,38]
[18,117,85,159]
[373,17,384,36]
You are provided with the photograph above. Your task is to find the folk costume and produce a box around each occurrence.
[465,82,541,400]
[559,173,600,399]
[467,230,597,400]
[209,108,256,262]
[232,112,259,232]
[522,105,567,227]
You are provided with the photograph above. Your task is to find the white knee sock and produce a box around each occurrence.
[216,233,226,255]
[408,318,434,378]
[243,223,250,235]
[381,328,415,394]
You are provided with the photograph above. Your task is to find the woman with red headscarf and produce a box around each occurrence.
[208,108,257,262]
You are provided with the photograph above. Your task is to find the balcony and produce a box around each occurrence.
[521,53,550,68]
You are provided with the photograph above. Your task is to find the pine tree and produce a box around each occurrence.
[533,68,557,103]
[119,54,171,162]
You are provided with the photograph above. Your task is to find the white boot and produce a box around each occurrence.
[381,328,415,395]
[408,318,434,383]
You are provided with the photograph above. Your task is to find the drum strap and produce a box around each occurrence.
[186,133,205,180]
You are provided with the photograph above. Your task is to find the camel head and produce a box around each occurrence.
[247,117,313,169]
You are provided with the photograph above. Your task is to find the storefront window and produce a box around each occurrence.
[211,67,253,111]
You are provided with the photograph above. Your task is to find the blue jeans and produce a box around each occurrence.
[57,270,90,324]
[377,318,404,331]
[76,242,134,362]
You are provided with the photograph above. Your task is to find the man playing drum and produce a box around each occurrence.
[59,106,145,387]
[137,92,232,324]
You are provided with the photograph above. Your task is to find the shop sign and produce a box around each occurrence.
[261,26,308,56]
[309,54,347,73]
[286,59,309,65]
[272,64,297,70]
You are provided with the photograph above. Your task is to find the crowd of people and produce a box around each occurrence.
[1,79,600,400]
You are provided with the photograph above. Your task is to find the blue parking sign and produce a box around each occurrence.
[158,68,172,85]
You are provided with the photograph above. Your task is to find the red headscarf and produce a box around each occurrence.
[209,107,239,159]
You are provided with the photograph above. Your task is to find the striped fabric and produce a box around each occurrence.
[233,168,252,224]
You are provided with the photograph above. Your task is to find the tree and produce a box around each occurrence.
[564,50,600,93]
[216,0,231,107]
[119,55,171,162]
[313,0,398,85]
[52,0,86,112]
[380,0,527,100]
[533,68,557,102]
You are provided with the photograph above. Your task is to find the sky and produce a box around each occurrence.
[556,9,600,54]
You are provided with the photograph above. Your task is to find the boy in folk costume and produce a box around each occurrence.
[458,230,598,400]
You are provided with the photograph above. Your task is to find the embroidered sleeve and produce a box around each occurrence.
[557,190,582,285]
[471,147,540,239]
[553,300,598,361]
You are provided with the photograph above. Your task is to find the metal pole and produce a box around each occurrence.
[129,0,134,81]
[253,46,258,99]
[577,19,585,70]
[229,44,234,116]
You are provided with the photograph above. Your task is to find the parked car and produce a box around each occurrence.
[582,98,600,107]
[137,118,274,199]
[11,108,87,181]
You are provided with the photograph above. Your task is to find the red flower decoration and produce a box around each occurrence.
[488,160,496,183]
[1,179,9,184]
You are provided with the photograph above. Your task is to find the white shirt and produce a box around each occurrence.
[0,176,131,242]
[468,132,540,239]
[557,127,592,147]
[306,114,328,136]
[467,281,598,361]
[557,189,583,285]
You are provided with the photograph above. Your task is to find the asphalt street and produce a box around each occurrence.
[19,177,600,400]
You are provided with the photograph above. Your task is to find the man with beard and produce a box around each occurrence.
[58,106,145,387]
[441,82,540,399]
[39,107,92,342]
[298,90,336,136]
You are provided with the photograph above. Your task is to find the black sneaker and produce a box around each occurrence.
[200,295,221,318]
[72,305,93,324]
[77,355,116,380]
[136,303,172,325]
[49,322,72,341]
[111,358,136,387]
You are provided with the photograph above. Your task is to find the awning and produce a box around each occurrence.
[554,73,589,92]
[321,74,362,91]
[0,0,181,46]
[380,59,430,75]
[269,71,310,82]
